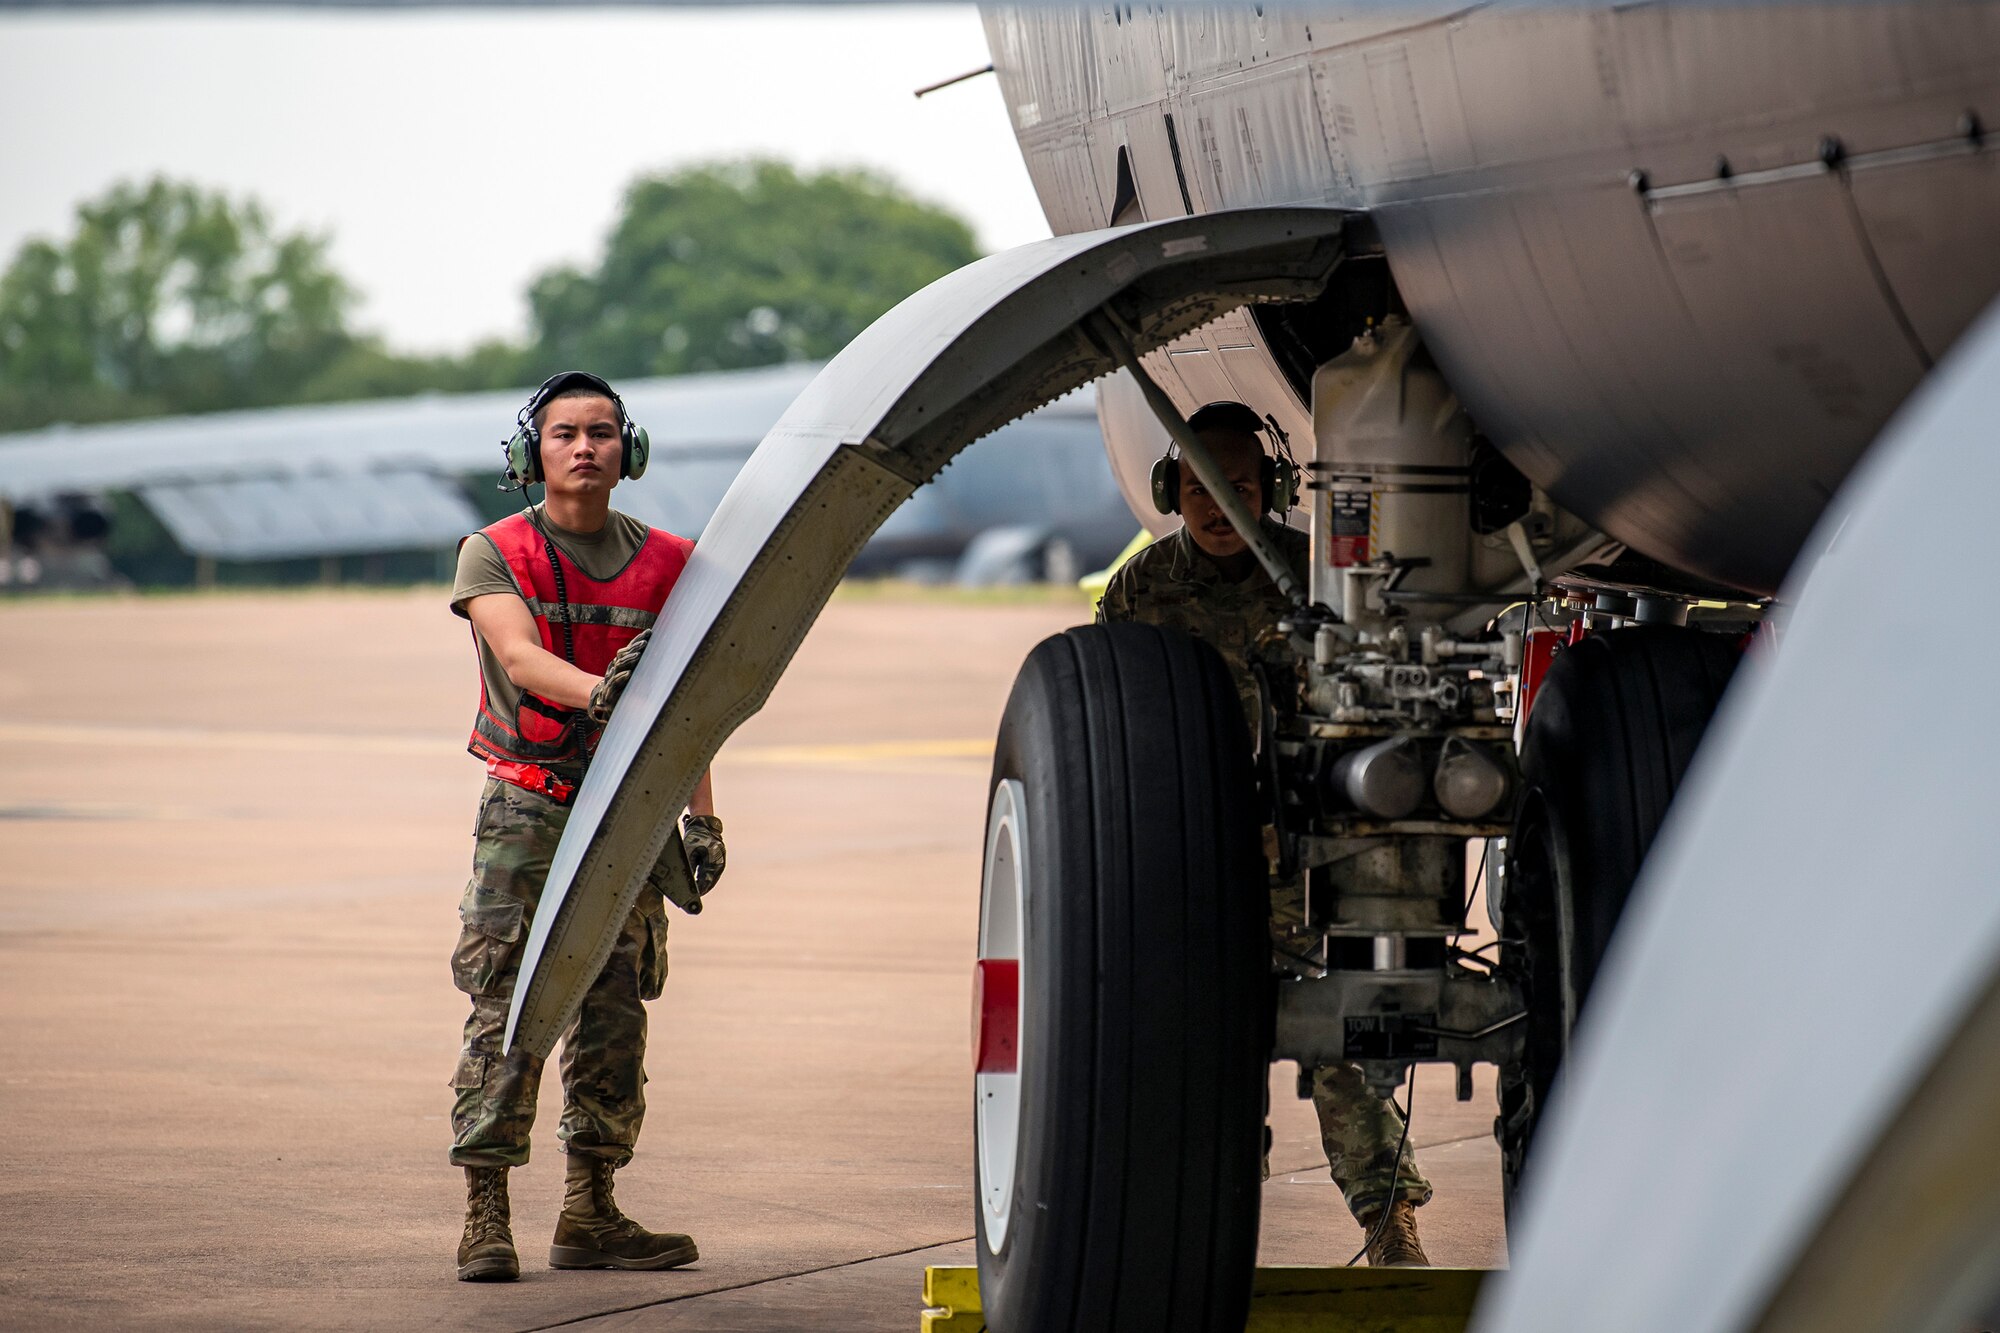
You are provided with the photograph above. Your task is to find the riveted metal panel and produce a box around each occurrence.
[1610,5,1913,168]
[1393,184,1732,571]
[1090,3,1169,115]
[1502,187,1737,533]
[982,5,1097,134]
[1848,144,2000,363]
[1449,8,1617,173]
[1017,125,1107,236]
[1645,170,1931,588]
[1187,64,1331,209]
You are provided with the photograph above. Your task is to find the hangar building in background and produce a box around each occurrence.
[0,364,1131,590]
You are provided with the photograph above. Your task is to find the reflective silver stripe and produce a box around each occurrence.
[520,601,658,631]
[473,710,576,762]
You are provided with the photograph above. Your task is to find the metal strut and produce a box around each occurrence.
[1085,309,1307,605]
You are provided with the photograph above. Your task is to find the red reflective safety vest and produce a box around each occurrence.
[466,511,693,769]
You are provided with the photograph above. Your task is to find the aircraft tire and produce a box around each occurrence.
[974,623,1266,1333]
[1497,624,1742,1212]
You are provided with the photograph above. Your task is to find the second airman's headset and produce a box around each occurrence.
[501,370,650,490]
[1149,400,1301,516]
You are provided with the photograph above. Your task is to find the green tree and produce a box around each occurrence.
[296,336,528,405]
[526,160,980,377]
[0,177,356,430]
[0,160,984,435]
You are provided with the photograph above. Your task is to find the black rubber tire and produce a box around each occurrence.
[1497,625,1742,1209]
[976,623,1268,1333]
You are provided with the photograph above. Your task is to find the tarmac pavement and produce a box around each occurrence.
[0,586,1504,1331]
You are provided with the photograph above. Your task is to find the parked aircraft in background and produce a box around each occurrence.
[0,365,1132,590]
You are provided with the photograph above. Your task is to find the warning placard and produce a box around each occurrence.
[1327,489,1371,567]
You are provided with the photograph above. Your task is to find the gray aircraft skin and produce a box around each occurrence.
[500,0,2000,1114]
[983,3,2000,594]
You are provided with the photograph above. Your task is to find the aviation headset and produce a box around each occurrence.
[1150,401,1301,516]
[501,370,651,489]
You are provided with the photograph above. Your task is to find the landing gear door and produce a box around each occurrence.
[505,206,1353,1059]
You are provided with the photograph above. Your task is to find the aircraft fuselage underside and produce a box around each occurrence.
[983,2,2000,594]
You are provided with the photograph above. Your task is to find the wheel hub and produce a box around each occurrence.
[976,778,1028,1251]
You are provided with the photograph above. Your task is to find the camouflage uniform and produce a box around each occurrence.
[1097,520,1309,733]
[448,778,674,1168]
[1098,519,1433,1217]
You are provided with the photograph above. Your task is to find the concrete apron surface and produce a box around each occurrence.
[0,588,1505,1332]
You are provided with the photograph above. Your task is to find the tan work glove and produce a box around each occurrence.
[682,814,726,896]
[586,629,651,724]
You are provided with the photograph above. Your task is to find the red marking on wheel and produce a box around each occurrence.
[972,958,1019,1074]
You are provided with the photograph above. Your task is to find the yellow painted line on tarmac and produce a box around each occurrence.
[724,738,991,765]
[1,721,989,767]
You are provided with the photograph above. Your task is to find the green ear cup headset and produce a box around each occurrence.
[1149,400,1301,516]
[500,370,651,490]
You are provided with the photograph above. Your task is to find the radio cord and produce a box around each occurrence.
[520,492,578,666]
[1346,1065,1418,1267]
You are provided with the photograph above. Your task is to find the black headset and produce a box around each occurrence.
[501,370,650,490]
[1150,401,1301,516]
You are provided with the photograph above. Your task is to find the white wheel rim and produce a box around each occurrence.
[977,778,1028,1253]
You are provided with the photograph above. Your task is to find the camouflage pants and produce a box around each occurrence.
[1271,874,1434,1218]
[448,778,672,1168]
[1308,1064,1432,1216]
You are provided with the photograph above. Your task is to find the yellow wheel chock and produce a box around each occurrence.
[922,1264,1491,1331]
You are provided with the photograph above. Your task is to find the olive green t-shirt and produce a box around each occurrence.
[451,504,652,774]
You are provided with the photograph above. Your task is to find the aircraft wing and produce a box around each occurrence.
[1473,296,2000,1332]
[0,362,1128,574]
[504,206,1352,1057]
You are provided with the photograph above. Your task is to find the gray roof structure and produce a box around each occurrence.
[137,472,481,561]
[0,363,1116,564]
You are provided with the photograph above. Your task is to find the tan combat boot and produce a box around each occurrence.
[1358,1198,1430,1267]
[457,1166,520,1282]
[549,1154,699,1271]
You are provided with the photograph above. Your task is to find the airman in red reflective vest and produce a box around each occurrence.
[445,372,723,1282]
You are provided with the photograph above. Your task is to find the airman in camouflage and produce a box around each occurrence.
[448,778,672,1171]
[1095,515,1308,733]
[1096,406,1432,1265]
[449,377,723,1282]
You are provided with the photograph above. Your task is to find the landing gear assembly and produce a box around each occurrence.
[967,315,1757,1330]
[975,624,1267,1333]
[1496,621,1743,1207]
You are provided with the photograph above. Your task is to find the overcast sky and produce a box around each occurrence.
[0,6,1049,352]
